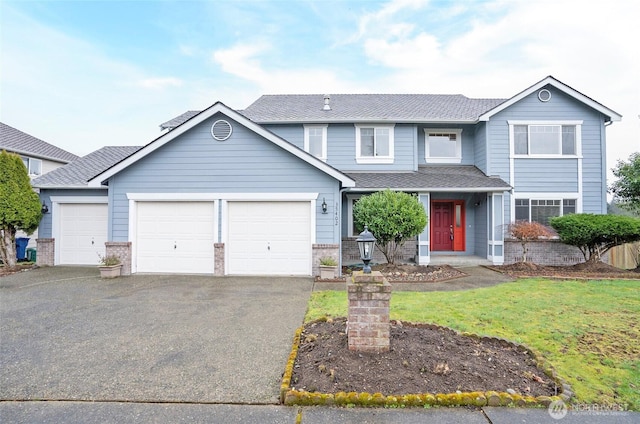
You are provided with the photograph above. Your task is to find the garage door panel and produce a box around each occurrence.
[58,203,108,265]
[227,201,311,275]
[136,202,216,274]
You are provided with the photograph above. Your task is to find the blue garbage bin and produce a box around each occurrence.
[16,237,30,260]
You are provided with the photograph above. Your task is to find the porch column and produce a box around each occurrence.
[488,193,505,265]
[417,193,430,265]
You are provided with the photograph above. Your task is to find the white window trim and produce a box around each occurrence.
[508,120,583,159]
[22,156,43,176]
[355,124,395,164]
[303,124,328,161]
[346,194,363,237]
[511,192,582,224]
[424,128,462,163]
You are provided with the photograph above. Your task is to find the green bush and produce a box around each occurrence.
[0,150,42,268]
[550,213,640,262]
[353,190,427,264]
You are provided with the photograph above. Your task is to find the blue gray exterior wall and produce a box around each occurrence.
[107,113,342,243]
[265,123,419,171]
[486,84,609,220]
[37,189,108,237]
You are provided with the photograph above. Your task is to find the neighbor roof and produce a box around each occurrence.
[32,146,141,188]
[0,122,79,163]
[345,166,512,192]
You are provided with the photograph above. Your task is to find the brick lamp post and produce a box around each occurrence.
[347,225,391,353]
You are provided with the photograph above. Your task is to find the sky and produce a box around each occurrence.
[1,0,638,182]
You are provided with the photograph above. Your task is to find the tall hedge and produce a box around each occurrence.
[549,213,640,262]
[0,150,42,268]
[353,190,427,264]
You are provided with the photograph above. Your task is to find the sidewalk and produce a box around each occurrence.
[2,402,637,423]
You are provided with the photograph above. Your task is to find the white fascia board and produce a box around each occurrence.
[49,196,108,203]
[254,118,479,125]
[479,76,622,122]
[35,185,108,190]
[88,102,355,188]
[127,192,319,201]
[346,187,511,193]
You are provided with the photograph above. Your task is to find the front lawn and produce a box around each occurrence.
[305,278,639,410]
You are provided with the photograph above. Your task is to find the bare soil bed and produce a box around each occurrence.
[488,260,640,279]
[291,318,558,397]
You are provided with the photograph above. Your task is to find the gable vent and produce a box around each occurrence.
[211,120,232,141]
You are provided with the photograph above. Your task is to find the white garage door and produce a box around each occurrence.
[136,201,216,274]
[58,203,108,265]
[227,201,311,275]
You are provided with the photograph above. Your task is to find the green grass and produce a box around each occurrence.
[305,279,640,410]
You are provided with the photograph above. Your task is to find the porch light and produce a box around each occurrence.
[321,198,328,214]
[356,225,376,274]
[41,202,49,214]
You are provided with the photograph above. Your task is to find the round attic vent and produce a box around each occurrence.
[538,89,551,102]
[211,119,232,141]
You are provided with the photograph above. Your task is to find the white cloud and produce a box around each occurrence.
[0,6,195,155]
[211,41,368,94]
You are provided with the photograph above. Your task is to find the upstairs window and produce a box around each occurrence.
[512,122,580,156]
[355,124,394,164]
[21,156,42,176]
[425,129,462,163]
[304,124,327,160]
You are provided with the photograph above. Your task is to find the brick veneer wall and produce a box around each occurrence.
[347,271,391,353]
[504,239,584,266]
[342,238,417,264]
[214,243,225,276]
[105,242,132,275]
[36,238,54,266]
[313,244,339,277]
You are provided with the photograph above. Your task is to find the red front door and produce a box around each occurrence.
[432,202,453,251]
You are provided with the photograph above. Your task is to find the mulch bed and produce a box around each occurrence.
[0,263,36,278]
[333,264,466,283]
[291,318,558,397]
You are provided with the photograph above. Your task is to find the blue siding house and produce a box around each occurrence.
[33,76,621,275]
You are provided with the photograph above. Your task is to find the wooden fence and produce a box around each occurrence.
[606,242,640,270]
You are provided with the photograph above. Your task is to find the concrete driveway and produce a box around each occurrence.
[0,267,313,404]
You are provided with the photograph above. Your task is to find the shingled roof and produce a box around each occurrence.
[0,122,79,163]
[242,94,506,123]
[32,145,141,188]
[159,110,201,130]
[159,94,506,129]
[345,165,511,191]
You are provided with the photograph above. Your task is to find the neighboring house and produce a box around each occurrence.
[1,122,79,249]
[0,122,79,177]
[33,76,621,275]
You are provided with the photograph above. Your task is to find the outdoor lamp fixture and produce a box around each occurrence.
[41,202,49,214]
[356,225,376,274]
[321,198,328,214]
